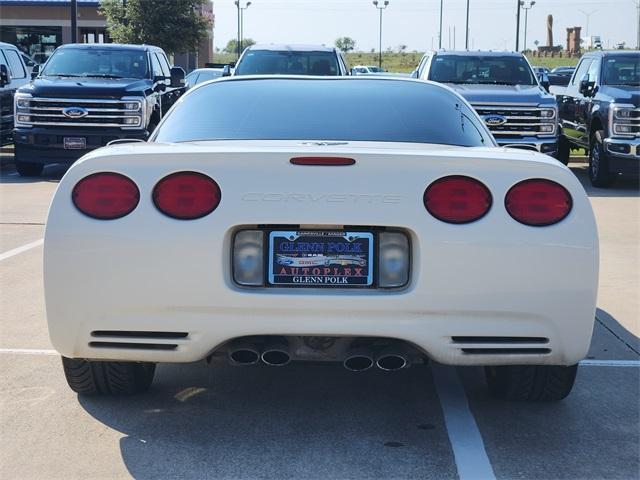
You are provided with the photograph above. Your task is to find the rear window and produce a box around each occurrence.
[235,50,340,76]
[153,78,492,147]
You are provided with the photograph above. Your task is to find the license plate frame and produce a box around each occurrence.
[63,137,86,150]
[268,230,374,287]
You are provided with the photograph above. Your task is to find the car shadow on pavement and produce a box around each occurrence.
[0,163,67,184]
[78,362,458,480]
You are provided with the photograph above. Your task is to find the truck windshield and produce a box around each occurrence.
[235,50,340,76]
[41,48,150,79]
[428,55,537,86]
[602,56,640,86]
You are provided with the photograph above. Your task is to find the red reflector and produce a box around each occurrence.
[290,157,355,166]
[505,179,572,226]
[153,172,221,220]
[424,176,492,224]
[72,172,139,220]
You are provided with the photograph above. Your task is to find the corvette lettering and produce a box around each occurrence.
[241,192,405,204]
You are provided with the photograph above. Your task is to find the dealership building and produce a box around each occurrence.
[0,0,214,69]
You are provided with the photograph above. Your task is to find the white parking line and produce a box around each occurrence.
[580,359,640,367]
[0,348,57,356]
[432,364,496,480]
[0,239,43,262]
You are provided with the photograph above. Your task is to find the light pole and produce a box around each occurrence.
[372,1,389,69]
[578,9,596,37]
[465,0,470,50]
[515,0,521,51]
[239,1,251,52]
[438,0,444,49]
[520,1,535,52]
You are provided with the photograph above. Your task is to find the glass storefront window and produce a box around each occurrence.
[0,26,62,63]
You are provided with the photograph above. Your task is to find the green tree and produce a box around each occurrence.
[100,0,211,55]
[335,37,356,52]
[223,38,256,54]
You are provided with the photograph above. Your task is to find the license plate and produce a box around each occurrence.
[268,231,373,287]
[63,137,86,150]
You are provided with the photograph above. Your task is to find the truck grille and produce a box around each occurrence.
[472,104,556,139]
[15,97,143,129]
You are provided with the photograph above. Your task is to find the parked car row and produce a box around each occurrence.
[2,41,638,187]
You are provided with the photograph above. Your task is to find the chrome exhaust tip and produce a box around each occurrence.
[376,353,408,371]
[343,351,374,372]
[229,348,260,365]
[261,345,291,366]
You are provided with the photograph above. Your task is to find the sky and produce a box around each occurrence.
[211,0,639,53]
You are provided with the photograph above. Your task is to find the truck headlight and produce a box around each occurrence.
[540,108,556,119]
[14,93,33,127]
[120,96,146,130]
[610,104,639,138]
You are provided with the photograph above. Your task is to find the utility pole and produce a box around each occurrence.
[438,0,444,49]
[465,0,470,50]
[515,0,521,51]
[372,1,389,69]
[70,0,77,43]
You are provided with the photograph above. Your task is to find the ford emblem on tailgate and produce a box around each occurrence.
[483,114,507,126]
[62,107,89,119]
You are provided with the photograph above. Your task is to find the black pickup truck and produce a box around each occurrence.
[557,50,639,187]
[413,51,559,158]
[13,43,185,176]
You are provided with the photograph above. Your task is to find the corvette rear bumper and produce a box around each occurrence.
[60,305,590,367]
[43,144,599,368]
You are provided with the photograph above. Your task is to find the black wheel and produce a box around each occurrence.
[556,136,570,166]
[15,160,43,177]
[589,130,615,188]
[485,364,578,401]
[61,357,156,395]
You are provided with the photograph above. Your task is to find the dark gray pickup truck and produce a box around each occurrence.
[556,50,639,187]
[414,50,559,158]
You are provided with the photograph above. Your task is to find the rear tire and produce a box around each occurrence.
[484,364,578,402]
[556,136,570,166]
[589,130,615,188]
[15,160,43,177]
[61,357,156,395]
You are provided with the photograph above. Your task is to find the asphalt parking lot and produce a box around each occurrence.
[1,149,638,480]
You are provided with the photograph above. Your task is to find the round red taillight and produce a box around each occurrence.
[505,179,572,226]
[423,175,492,224]
[72,172,139,220]
[153,171,221,220]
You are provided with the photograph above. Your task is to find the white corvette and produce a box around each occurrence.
[44,77,598,401]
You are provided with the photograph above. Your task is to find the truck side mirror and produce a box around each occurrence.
[169,66,185,88]
[222,65,232,77]
[30,64,39,80]
[537,72,550,93]
[0,64,11,87]
[579,74,596,97]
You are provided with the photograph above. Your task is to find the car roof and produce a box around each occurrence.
[431,50,524,57]
[584,50,640,57]
[246,44,337,52]
[0,42,20,50]
[57,43,162,52]
[189,68,223,73]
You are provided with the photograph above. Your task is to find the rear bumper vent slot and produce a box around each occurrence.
[461,348,551,355]
[91,331,188,339]
[452,336,548,344]
[89,341,178,351]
